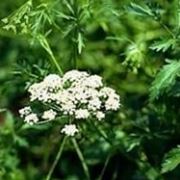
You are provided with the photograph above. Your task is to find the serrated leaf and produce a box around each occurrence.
[162,146,180,173]
[1,0,32,34]
[150,38,176,52]
[150,61,180,100]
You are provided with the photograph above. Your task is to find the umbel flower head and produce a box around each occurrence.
[19,70,120,136]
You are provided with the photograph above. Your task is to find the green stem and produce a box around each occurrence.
[71,138,90,180]
[157,19,175,38]
[89,119,113,145]
[72,42,77,68]
[37,34,63,75]
[50,53,63,76]
[46,136,67,180]
[97,153,111,180]
[71,0,78,69]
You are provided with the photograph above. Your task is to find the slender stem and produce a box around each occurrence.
[36,119,55,125]
[50,53,63,76]
[38,35,64,75]
[153,13,175,38]
[97,153,111,180]
[89,119,113,145]
[71,0,78,69]
[46,136,67,180]
[71,25,78,69]
[71,138,90,180]
[72,42,77,68]
[160,23,175,38]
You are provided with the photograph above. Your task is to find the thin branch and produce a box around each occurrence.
[71,138,90,180]
[89,119,113,146]
[37,34,63,75]
[97,153,111,180]
[46,136,67,180]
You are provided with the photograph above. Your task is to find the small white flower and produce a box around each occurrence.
[63,70,89,83]
[24,113,39,125]
[61,124,79,136]
[28,82,48,102]
[105,97,120,110]
[99,87,115,98]
[69,87,88,103]
[42,109,57,121]
[85,88,99,98]
[83,75,103,88]
[43,74,61,83]
[61,101,76,115]
[43,74,62,90]
[96,111,105,121]
[88,98,101,111]
[75,109,90,119]
[19,106,32,117]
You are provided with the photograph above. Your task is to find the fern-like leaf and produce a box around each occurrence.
[161,146,180,173]
[150,61,180,100]
[150,38,176,52]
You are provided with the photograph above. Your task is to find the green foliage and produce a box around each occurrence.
[0,0,180,179]
[162,146,180,173]
[123,42,146,73]
[0,111,27,180]
[150,60,180,100]
[2,0,32,34]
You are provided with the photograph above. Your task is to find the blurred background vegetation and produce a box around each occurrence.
[0,0,180,179]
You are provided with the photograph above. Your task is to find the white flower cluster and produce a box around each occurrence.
[19,106,38,125]
[19,106,57,125]
[61,124,79,136]
[19,70,120,136]
[42,109,57,121]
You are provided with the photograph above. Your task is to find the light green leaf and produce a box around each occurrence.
[1,0,32,34]
[162,146,180,173]
[77,32,85,54]
[14,135,29,147]
[36,34,53,57]
[150,38,176,52]
[127,3,154,17]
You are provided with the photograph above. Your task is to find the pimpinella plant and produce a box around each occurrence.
[2,0,180,179]
[1,1,121,179]
[19,70,120,179]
